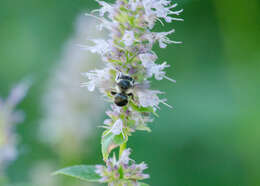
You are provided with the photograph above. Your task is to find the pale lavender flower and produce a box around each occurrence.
[81,65,114,93]
[122,30,135,46]
[0,80,29,172]
[140,0,183,28]
[139,53,174,81]
[143,0,183,23]
[119,148,131,165]
[96,148,149,185]
[155,29,182,48]
[109,119,123,135]
[135,89,163,109]
[129,0,140,11]
[82,39,111,55]
[152,62,170,80]
[6,81,30,108]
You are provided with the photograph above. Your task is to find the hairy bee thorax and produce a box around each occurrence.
[112,73,135,107]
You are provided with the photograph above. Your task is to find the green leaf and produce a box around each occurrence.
[102,132,116,161]
[129,101,158,117]
[53,165,101,182]
[102,131,127,161]
[127,119,136,127]
[113,133,125,145]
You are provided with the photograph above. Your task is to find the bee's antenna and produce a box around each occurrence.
[116,71,122,81]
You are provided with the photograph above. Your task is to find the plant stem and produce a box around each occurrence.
[119,142,127,157]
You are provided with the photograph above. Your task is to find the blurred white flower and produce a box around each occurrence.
[30,161,58,186]
[0,80,29,172]
[39,15,105,160]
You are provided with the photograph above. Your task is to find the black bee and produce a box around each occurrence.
[111,73,135,107]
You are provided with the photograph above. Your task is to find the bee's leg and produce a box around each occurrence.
[128,93,134,101]
[111,91,117,95]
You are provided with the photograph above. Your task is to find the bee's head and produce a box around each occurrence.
[116,73,134,91]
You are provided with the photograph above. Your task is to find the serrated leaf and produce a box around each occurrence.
[53,165,101,182]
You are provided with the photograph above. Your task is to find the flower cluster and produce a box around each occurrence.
[80,0,182,184]
[96,148,149,186]
[0,81,29,172]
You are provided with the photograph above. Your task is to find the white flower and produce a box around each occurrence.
[39,16,104,160]
[151,61,169,80]
[110,119,123,135]
[95,0,114,17]
[136,89,162,108]
[139,53,175,82]
[155,29,181,48]
[104,119,112,125]
[136,89,172,109]
[80,39,111,56]
[129,0,141,11]
[119,148,131,165]
[142,0,183,26]
[0,144,17,164]
[136,162,148,171]
[6,80,30,108]
[0,81,29,170]
[167,9,184,22]
[95,165,105,175]
[139,53,158,77]
[130,110,152,132]
[139,53,157,65]
[122,30,135,46]
[81,66,112,92]
[139,53,158,78]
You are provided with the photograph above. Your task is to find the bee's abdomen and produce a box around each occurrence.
[114,93,128,107]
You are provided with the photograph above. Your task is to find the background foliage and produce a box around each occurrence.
[0,0,260,185]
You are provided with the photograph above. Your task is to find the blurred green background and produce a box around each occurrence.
[1,0,260,186]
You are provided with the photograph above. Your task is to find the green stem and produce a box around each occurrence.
[119,142,127,157]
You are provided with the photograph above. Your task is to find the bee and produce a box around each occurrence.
[111,72,135,107]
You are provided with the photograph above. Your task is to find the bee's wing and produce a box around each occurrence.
[134,80,150,90]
